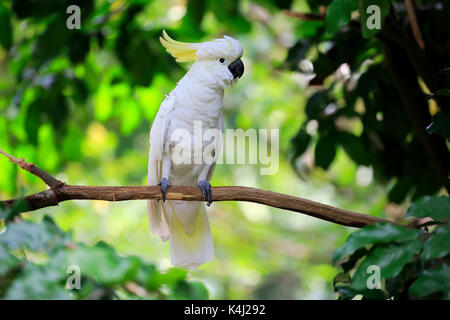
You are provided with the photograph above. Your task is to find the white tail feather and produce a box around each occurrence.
[147,153,214,267]
[166,201,214,269]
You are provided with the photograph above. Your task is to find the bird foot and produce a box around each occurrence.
[198,180,212,206]
[158,178,171,202]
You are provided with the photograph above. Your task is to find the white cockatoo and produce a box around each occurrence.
[147,31,244,269]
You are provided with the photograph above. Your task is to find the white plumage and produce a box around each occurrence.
[147,32,243,269]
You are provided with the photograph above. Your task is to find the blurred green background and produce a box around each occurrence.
[0,0,449,299]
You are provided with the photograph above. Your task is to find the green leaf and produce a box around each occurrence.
[284,40,311,71]
[274,0,294,9]
[350,240,422,290]
[136,264,159,290]
[421,226,450,261]
[291,127,311,160]
[125,38,158,86]
[169,281,209,300]
[325,0,358,35]
[385,262,417,297]
[388,176,413,204]
[0,216,66,252]
[209,0,251,33]
[120,99,141,135]
[426,111,450,139]
[34,15,71,65]
[305,90,330,119]
[4,263,72,300]
[430,87,450,98]
[0,243,20,277]
[335,285,357,299]
[333,222,420,264]
[0,199,28,220]
[315,135,337,169]
[61,125,83,161]
[0,4,13,50]
[50,242,141,285]
[339,132,371,165]
[409,264,450,299]
[333,272,351,287]
[340,247,368,272]
[359,0,390,38]
[406,195,450,221]
[184,0,206,28]
[335,285,386,300]
[147,267,188,289]
[68,33,91,64]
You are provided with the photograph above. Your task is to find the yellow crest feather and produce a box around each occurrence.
[160,30,198,62]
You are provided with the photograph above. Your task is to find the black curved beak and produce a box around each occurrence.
[228,58,244,79]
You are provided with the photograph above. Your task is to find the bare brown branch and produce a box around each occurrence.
[2,185,395,228]
[0,149,400,229]
[0,148,63,188]
[404,0,425,50]
[282,10,363,30]
[282,10,325,22]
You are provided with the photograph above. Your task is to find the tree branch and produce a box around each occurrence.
[404,0,425,50]
[282,10,325,22]
[0,150,397,229]
[0,148,64,188]
[282,10,363,30]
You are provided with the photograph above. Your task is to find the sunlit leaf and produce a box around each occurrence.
[333,223,420,264]
[406,196,450,221]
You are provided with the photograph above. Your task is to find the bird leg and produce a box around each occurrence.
[158,177,171,202]
[198,180,212,206]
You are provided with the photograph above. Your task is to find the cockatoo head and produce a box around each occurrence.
[160,31,244,89]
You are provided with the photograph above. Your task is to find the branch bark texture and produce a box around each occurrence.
[0,149,396,229]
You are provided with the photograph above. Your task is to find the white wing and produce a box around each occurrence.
[147,94,176,240]
[207,113,223,181]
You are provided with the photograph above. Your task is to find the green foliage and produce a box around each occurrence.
[406,196,450,221]
[314,134,336,170]
[359,0,390,38]
[0,216,209,299]
[325,0,358,35]
[333,195,450,300]
[409,264,450,299]
[0,200,28,221]
[0,4,13,50]
[289,0,450,204]
[333,223,420,264]
[426,112,450,139]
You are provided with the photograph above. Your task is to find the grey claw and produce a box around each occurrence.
[158,178,171,202]
[198,180,212,206]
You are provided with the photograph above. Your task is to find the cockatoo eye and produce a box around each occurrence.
[219,58,226,64]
